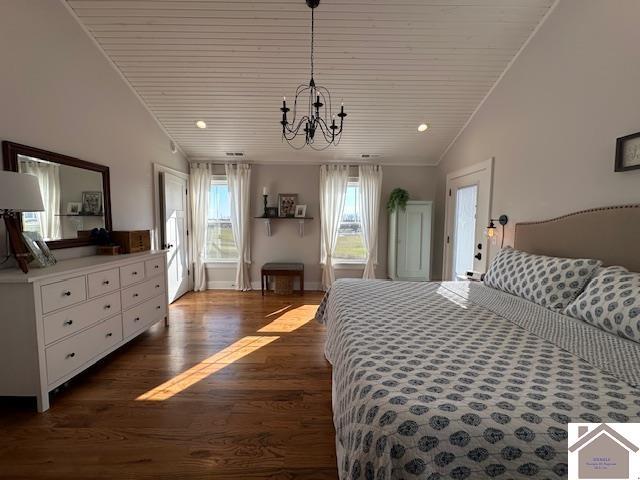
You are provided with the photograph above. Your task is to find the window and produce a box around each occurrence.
[21,211,42,236]
[334,181,366,262]
[206,177,238,261]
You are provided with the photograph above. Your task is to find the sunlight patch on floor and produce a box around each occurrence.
[136,336,279,401]
[265,305,292,318]
[258,305,317,333]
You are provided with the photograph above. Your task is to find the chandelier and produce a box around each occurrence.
[280,0,346,150]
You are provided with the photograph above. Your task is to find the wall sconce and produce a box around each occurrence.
[487,215,508,246]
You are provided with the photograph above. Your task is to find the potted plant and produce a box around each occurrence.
[387,188,409,213]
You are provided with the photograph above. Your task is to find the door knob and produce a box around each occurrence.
[475,253,482,260]
[165,244,174,249]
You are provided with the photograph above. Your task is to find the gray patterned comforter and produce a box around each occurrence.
[316,279,640,480]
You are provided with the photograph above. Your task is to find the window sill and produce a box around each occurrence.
[334,261,366,270]
[205,260,238,269]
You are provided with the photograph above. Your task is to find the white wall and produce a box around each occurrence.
[433,0,640,278]
[206,164,437,290]
[0,0,188,260]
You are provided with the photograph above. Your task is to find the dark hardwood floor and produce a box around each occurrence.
[0,291,337,479]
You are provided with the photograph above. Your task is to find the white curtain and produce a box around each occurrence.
[358,165,383,279]
[226,163,252,291]
[189,163,211,292]
[19,159,61,240]
[319,164,349,290]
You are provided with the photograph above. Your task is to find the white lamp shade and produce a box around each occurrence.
[0,170,45,212]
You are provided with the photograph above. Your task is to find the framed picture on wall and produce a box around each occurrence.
[278,193,298,217]
[615,131,640,172]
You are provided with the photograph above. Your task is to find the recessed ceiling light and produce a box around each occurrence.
[418,123,429,132]
[195,120,207,129]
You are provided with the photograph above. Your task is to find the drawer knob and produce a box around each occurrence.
[155,284,160,288]
[133,293,139,298]
[103,280,110,285]
[106,332,113,338]
[63,291,72,297]
[66,352,75,359]
[132,271,138,275]
[105,304,111,310]
[156,306,161,310]
[64,320,73,326]
[134,317,140,322]
[154,265,159,269]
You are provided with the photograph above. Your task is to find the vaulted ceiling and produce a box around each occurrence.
[65,0,554,165]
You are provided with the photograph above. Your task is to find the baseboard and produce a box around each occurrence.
[250,280,323,292]
[206,280,236,289]
[206,280,323,291]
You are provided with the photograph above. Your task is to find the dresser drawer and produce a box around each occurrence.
[87,268,120,298]
[123,295,166,339]
[43,292,121,345]
[121,276,166,310]
[145,256,165,277]
[45,315,123,385]
[41,276,87,314]
[120,262,145,287]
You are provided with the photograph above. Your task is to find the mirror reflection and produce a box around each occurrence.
[18,154,105,242]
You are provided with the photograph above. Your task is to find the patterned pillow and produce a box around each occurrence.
[483,247,601,311]
[565,268,640,342]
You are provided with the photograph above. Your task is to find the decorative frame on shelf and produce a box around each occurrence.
[294,204,307,218]
[615,131,640,172]
[278,193,298,217]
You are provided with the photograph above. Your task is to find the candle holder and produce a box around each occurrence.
[263,194,268,218]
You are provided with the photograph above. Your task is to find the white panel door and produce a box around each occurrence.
[160,172,189,303]
[397,202,432,280]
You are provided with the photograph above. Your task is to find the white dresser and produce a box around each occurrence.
[0,251,168,411]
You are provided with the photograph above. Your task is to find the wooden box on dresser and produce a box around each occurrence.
[0,251,169,412]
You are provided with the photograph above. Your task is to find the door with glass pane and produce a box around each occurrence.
[443,159,493,281]
[452,185,478,280]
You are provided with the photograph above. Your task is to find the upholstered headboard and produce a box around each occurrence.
[514,205,640,272]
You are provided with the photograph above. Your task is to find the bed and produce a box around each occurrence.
[316,205,640,480]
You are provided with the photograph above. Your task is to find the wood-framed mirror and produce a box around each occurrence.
[2,141,112,250]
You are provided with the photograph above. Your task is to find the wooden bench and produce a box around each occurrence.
[261,263,304,296]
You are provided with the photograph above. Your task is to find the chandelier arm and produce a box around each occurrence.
[284,116,310,136]
[315,117,334,143]
[289,83,310,126]
[283,134,309,150]
[316,85,333,123]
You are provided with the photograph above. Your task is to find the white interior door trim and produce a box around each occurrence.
[443,157,494,280]
[152,163,193,293]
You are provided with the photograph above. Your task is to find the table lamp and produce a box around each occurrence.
[0,170,44,273]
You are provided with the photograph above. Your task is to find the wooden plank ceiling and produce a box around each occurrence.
[66,0,554,165]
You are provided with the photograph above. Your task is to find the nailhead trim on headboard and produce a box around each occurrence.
[515,204,640,226]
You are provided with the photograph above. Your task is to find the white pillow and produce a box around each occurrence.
[565,267,640,342]
[483,247,601,311]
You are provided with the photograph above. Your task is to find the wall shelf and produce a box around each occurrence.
[253,216,314,237]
